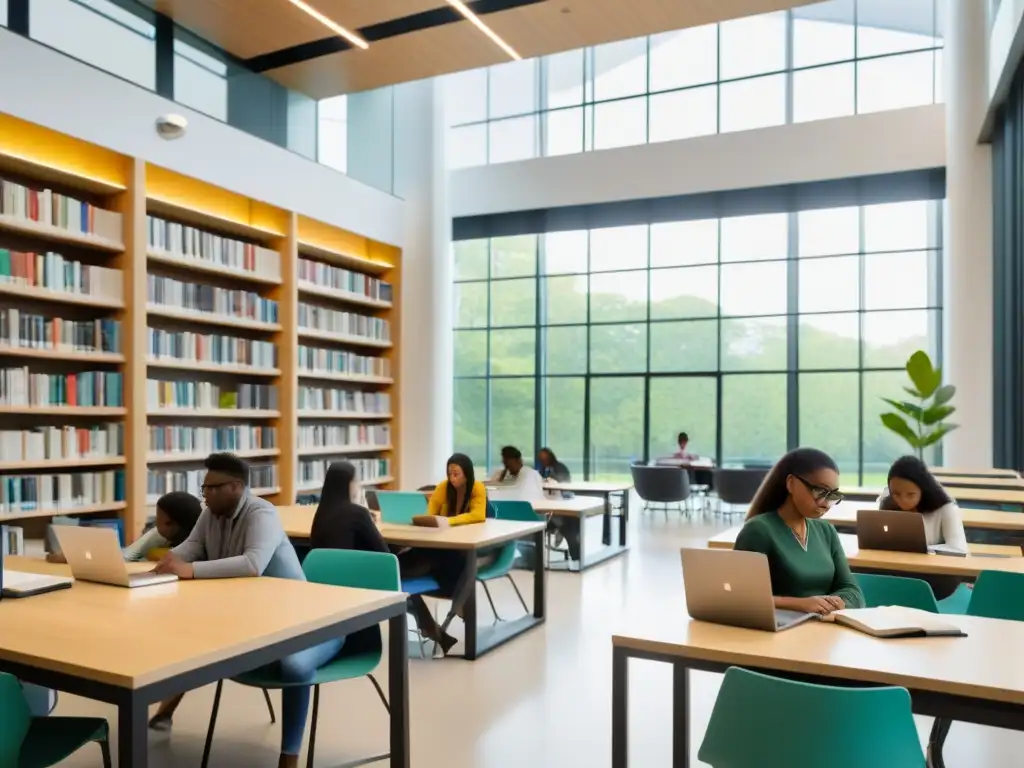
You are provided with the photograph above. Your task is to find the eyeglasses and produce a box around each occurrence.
[200,481,234,494]
[793,475,844,505]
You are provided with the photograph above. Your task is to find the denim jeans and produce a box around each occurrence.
[277,637,345,755]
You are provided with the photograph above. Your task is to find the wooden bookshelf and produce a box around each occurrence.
[0,116,401,546]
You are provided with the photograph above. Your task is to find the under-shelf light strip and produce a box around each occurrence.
[287,0,369,49]
[446,0,521,60]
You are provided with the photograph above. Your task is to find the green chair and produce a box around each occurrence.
[937,583,974,614]
[200,549,400,768]
[376,491,428,524]
[967,570,1024,620]
[857,573,940,612]
[480,500,542,621]
[699,667,925,768]
[0,674,111,768]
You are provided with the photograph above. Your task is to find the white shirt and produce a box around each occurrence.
[488,465,546,501]
[876,495,969,553]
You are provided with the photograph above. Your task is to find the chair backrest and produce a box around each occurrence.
[629,464,690,503]
[967,571,1024,621]
[856,573,940,613]
[302,548,401,592]
[699,667,925,768]
[0,673,32,765]
[713,468,769,506]
[376,491,428,524]
[490,499,544,522]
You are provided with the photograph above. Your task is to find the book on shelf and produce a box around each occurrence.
[1,525,25,555]
[821,606,966,638]
[297,303,390,342]
[0,470,126,513]
[1,311,121,354]
[147,327,276,369]
[297,386,391,413]
[0,368,123,407]
[298,424,391,450]
[147,463,277,501]
[297,257,392,302]
[0,250,122,302]
[148,425,277,455]
[146,379,277,410]
[0,424,124,461]
[0,178,122,241]
[297,345,390,378]
[148,275,279,324]
[298,457,391,490]
[148,215,280,279]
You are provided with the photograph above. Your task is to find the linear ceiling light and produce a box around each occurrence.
[445,0,521,60]
[287,0,369,49]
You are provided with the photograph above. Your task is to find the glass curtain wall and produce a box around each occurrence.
[453,200,943,483]
[445,0,945,168]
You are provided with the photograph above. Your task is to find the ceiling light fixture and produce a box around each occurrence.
[445,0,521,60]
[287,0,369,49]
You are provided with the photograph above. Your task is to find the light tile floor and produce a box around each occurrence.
[52,502,1022,766]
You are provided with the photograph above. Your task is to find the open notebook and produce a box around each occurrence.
[821,606,966,638]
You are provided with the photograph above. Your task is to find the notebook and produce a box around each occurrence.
[412,515,441,528]
[821,606,966,638]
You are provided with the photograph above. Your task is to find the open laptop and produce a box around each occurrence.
[53,526,178,588]
[680,547,817,632]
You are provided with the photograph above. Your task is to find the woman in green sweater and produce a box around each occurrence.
[734,447,864,614]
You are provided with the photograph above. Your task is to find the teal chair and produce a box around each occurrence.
[967,571,1024,620]
[200,549,400,768]
[481,500,542,621]
[699,667,925,768]
[376,491,428,524]
[856,573,971,615]
[0,674,111,768]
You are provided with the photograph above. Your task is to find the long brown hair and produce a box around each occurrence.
[444,453,476,515]
[746,448,839,520]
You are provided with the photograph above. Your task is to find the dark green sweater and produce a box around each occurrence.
[734,511,865,608]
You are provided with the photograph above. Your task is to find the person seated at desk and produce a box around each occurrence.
[878,455,968,553]
[735,447,864,615]
[402,453,489,655]
[310,461,389,554]
[150,452,340,768]
[536,446,582,560]
[674,431,699,462]
[489,445,545,500]
[537,447,571,484]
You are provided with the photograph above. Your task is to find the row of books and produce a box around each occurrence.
[0,311,121,354]
[146,379,277,410]
[0,424,123,462]
[0,470,126,514]
[148,425,278,455]
[297,387,391,414]
[147,328,277,369]
[0,249,123,302]
[0,179,123,241]
[0,368,123,407]
[148,275,279,324]
[297,424,391,450]
[148,216,280,278]
[298,304,390,342]
[297,345,390,378]
[297,258,392,302]
[298,458,391,488]
[146,463,277,501]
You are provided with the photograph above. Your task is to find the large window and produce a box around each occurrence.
[445,0,945,168]
[452,200,943,482]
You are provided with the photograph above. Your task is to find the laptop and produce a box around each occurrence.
[365,490,380,511]
[680,548,817,632]
[53,526,178,588]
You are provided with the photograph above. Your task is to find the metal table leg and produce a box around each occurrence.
[388,612,411,767]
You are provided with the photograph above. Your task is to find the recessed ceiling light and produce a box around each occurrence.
[446,0,521,60]
[287,0,369,50]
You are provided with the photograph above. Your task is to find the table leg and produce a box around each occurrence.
[673,663,690,768]
[619,490,629,547]
[388,612,411,767]
[462,553,480,660]
[611,645,628,768]
[602,491,613,546]
[532,530,546,619]
[118,694,148,767]
[577,510,588,571]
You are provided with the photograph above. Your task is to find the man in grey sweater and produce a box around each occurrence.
[151,453,343,768]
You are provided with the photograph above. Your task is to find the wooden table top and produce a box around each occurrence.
[931,467,1020,479]
[842,485,1024,506]
[276,505,546,549]
[825,503,1024,532]
[0,557,405,689]
[532,496,605,516]
[544,480,633,494]
[936,476,1024,489]
[613,613,1024,704]
[707,527,1024,577]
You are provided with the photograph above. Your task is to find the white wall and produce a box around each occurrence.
[0,28,404,247]
[450,105,945,217]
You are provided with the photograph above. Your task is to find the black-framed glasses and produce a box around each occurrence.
[793,475,844,505]
[200,481,234,493]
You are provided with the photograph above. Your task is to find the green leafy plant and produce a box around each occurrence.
[880,350,957,459]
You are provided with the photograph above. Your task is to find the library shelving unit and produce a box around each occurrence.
[0,112,401,546]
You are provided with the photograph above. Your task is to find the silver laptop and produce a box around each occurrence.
[53,526,178,588]
[681,547,816,632]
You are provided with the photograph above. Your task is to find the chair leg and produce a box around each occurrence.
[481,579,502,623]
[200,680,224,768]
[98,735,112,768]
[927,717,952,768]
[262,687,276,724]
[306,685,320,768]
[507,573,529,614]
[367,673,391,714]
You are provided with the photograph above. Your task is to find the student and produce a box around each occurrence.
[309,461,389,554]
[536,447,581,559]
[734,447,864,614]
[489,445,545,500]
[674,432,699,461]
[537,447,571,483]
[878,455,968,553]
[46,491,201,564]
[151,453,339,768]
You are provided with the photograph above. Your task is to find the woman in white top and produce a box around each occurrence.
[877,455,968,553]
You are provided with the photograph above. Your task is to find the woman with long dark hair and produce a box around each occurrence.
[878,455,967,553]
[735,447,864,614]
[309,461,389,553]
[425,452,487,524]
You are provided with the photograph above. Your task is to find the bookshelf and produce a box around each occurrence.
[0,114,402,547]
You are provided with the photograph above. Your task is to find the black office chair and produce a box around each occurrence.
[630,464,691,518]
[713,468,770,517]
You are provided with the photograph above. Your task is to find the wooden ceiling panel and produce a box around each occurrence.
[309,0,444,31]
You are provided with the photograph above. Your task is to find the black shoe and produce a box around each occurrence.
[148,713,173,732]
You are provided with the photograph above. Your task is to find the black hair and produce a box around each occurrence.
[501,446,523,461]
[538,446,558,462]
[155,491,202,547]
[316,461,358,518]
[445,453,477,515]
[880,455,952,514]
[204,452,250,485]
[747,447,839,519]
[678,432,689,443]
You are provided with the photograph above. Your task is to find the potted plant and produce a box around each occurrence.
[880,350,957,460]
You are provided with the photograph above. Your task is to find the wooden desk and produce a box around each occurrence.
[534,493,627,572]
[932,467,1020,479]
[611,613,1024,768]
[0,557,410,767]
[824,502,1024,533]
[842,485,1024,509]
[278,506,547,661]
[707,527,1024,578]
[935,475,1024,490]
